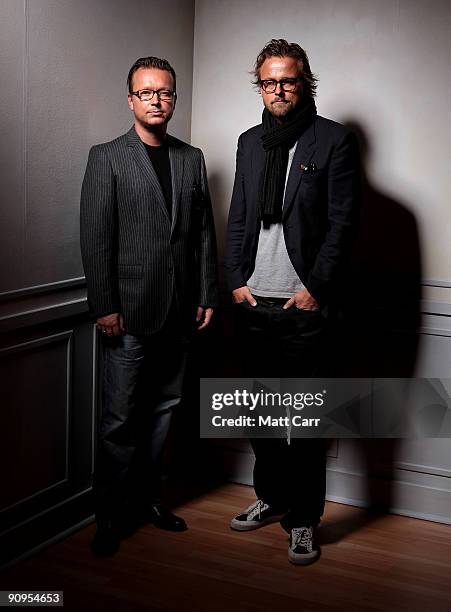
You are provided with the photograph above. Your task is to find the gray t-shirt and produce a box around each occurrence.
[247,143,304,298]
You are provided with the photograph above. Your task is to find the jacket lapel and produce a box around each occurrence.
[251,139,265,214]
[126,126,170,223]
[282,119,317,220]
[167,135,184,234]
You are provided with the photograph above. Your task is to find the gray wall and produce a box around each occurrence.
[0,0,195,294]
[191,0,451,523]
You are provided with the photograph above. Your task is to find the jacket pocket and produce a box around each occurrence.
[300,169,324,184]
[117,264,143,279]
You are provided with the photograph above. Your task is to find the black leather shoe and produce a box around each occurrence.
[147,504,188,532]
[90,521,120,557]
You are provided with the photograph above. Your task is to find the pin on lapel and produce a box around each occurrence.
[300,162,318,173]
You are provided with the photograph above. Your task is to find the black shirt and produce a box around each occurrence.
[144,142,173,220]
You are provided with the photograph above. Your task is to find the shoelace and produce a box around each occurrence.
[246,499,269,520]
[291,526,313,553]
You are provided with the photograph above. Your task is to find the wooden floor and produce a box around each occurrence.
[1,483,451,612]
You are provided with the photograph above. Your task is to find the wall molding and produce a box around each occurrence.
[0,320,96,567]
[392,461,451,479]
[326,466,451,525]
[420,301,451,317]
[0,329,72,356]
[220,447,451,525]
[0,486,94,570]
[0,515,93,573]
[0,330,73,514]
[422,279,451,288]
[0,288,88,332]
[419,326,451,337]
[0,277,86,301]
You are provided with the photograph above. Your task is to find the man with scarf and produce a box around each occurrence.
[225,39,359,565]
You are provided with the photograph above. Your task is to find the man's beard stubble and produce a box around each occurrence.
[267,99,296,122]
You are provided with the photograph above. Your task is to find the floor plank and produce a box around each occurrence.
[1,484,450,611]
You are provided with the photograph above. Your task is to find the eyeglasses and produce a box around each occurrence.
[259,78,302,93]
[132,89,176,102]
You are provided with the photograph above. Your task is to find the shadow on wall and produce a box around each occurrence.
[207,170,231,260]
[319,119,423,542]
[338,119,422,378]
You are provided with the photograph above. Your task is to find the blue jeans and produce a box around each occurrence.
[94,325,188,520]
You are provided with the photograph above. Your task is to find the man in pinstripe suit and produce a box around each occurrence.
[80,56,218,556]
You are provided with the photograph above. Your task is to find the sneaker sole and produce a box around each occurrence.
[288,548,320,565]
[230,514,285,532]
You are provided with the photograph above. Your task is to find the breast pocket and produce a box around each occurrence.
[300,170,325,202]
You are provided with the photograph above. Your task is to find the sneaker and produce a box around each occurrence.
[230,499,285,531]
[288,526,319,565]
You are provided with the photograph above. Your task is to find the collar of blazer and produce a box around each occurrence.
[126,126,185,232]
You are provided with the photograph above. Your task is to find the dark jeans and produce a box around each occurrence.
[94,316,188,522]
[235,295,328,527]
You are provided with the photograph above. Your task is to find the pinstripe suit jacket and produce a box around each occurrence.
[80,126,218,335]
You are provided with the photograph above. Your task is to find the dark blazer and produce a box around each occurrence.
[80,126,218,335]
[225,115,359,307]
